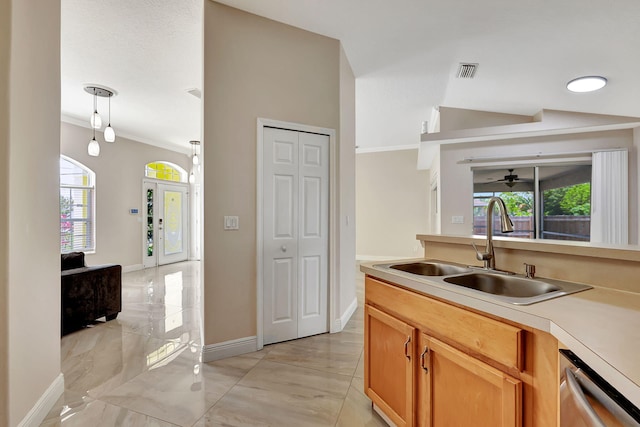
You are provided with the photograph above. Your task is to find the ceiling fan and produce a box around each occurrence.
[497,169,520,188]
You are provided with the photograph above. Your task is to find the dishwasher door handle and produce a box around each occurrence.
[564,367,606,427]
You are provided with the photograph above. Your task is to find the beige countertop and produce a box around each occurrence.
[360,259,640,408]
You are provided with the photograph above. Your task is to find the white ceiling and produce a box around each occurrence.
[61,0,203,154]
[61,0,640,153]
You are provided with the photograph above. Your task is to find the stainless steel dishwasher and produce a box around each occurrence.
[560,349,640,426]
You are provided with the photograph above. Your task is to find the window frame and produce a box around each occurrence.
[60,155,96,254]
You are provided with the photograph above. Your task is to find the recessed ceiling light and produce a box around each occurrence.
[566,76,607,93]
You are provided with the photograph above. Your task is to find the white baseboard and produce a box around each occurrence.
[202,336,258,363]
[332,296,358,332]
[122,264,144,273]
[18,373,64,427]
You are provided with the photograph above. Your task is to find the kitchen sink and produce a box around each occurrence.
[389,261,471,276]
[442,272,592,304]
[443,273,560,298]
[372,260,592,305]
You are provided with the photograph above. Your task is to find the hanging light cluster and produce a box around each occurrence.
[189,140,201,184]
[84,85,117,157]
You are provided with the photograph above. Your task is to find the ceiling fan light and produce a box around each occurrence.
[88,137,100,156]
[566,76,607,93]
[104,124,116,142]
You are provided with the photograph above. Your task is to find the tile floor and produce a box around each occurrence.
[42,261,386,427]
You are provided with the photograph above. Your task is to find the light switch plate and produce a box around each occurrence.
[451,215,464,224]
[224,216,239,230]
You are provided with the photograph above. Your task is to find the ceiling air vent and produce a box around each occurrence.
[456,63,478,79]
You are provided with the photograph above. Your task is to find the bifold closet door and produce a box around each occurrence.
[263,127,329,345]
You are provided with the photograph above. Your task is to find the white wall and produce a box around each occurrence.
[61,121,191,269]
[438,130,638,242]
[356,149,430,260]
[6,1,62,425]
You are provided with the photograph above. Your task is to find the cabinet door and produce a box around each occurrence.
[365,304,416,427]
[425,336,522,427]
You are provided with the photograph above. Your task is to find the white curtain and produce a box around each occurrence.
[590,150,628,245]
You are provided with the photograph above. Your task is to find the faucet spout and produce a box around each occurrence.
[474,196,514,270]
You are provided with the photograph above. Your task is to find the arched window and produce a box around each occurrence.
[145,161,187,183]
[60,156,96,253]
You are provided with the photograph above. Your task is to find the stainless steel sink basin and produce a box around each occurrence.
[371,260,592,305]
[444,273,560,298]
[389,261,471,276]
[443,272,592,304]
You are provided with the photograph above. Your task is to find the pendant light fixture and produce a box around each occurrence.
[90,88,101,129]
[84,85,117,155]
[88,125,100,156]
[190,140,200,165]
[104,92,115,142]
[189,140,200,183]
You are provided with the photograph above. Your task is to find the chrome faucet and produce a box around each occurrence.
[472,196,514,270]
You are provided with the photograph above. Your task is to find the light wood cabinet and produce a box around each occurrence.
[419,333,522,427]
[365,304,416,427]
[365,275,558,427]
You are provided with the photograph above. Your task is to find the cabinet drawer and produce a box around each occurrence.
[366,276,524,372]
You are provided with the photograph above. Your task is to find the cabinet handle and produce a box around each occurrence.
[420,346,429,372]
[404,336,411,360]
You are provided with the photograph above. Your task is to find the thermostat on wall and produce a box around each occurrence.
[130,208,139,215]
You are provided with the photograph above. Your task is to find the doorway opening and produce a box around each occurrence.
[143,162,190,268]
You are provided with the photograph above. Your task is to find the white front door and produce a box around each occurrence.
[263,127,329,345]
[158,183,188,265]
[143,181,189,267]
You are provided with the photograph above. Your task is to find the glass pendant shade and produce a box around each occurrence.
[104,125,116,142]
[91,111,102,129]
[189,171,196,184]
[88,137,100,156]
[192,154,199,165]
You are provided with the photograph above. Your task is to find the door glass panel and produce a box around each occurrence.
[164,190,183,255]
[147,188,154,256]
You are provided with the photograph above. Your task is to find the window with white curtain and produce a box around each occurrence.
[60,156,96,253]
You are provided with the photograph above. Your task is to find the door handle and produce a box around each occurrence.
[420,346,429,372]
[404,336,411,360]
[281,245,287,252]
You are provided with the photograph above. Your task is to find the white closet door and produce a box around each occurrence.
[263,128,300,344]
[262,127,329,345]
[297,131,329,338]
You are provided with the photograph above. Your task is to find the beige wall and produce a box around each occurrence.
[438,129,638,242]
[356,149,429,259]
[61,121,190,269]
[203,1,354,344]
[6,0,61,425]
[0,0,10,422]
[338,45,357,318]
